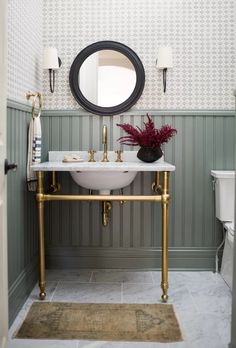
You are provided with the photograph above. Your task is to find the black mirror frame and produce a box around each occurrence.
[69,41,145,116]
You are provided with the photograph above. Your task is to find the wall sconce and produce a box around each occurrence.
[43,47,62,93]
[156,46,173,93]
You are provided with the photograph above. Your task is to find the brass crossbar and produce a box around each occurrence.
[38,194,164,202]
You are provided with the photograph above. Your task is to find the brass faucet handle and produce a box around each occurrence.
[115,150,123,162]
[88,150,96,162]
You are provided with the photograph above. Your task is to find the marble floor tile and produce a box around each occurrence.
[122,283,163,303]
[77,341,124,348]
[8,339,78,348]
[213,313,231,345]
[53,282,122,303]
[178,311,230,347]
[77,341,177,347]
[151,271,161,285]
[168,343,188,348]
[152,271,215,288]
[46,269,92,282]
[122,342,173,347]
[166,286,197,317]
[189,282,232,317]
[122,342,169,348]
[182,338,224,348]
[91,270,153,284]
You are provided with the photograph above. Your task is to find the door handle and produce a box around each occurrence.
[5,159,17,175]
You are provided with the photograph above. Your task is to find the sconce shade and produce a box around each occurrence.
[156,46,173,69]
[43,47,59,70]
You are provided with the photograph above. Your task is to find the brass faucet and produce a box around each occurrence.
[101,125,109,162]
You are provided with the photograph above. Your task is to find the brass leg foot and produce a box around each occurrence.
[39,281,46,300]
[161,282,169,303]
[161,293,168,303]
[39,292,46,300]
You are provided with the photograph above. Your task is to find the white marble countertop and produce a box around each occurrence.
[31,151,176,172]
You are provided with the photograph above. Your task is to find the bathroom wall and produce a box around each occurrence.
[7,0,43,324]
[42,0,235,110]
[41,0,235,270]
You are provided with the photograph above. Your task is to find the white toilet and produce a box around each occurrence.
[211,170,235,289]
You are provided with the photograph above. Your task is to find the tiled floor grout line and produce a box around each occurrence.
[50,281,60,302]
[213,272,232,292]
[150,271,155,284]
[89,271,94,282]
[121,282,123,303]
[185,283,204,315]
[53,280,155,285]
[56,281,125,285]
[186,285,209,314]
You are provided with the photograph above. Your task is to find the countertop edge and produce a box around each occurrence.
[31,161,176,172]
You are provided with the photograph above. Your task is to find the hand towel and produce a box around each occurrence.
[27,116,42,191]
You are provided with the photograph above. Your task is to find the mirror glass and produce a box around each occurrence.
[79,50,137,107]
[69,41,145,116]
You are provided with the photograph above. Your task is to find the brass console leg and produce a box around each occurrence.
[161,171,170,303]
[37,171,46,300]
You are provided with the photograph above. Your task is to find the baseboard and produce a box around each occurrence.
[8,257,38,326]
[46,247,219,270]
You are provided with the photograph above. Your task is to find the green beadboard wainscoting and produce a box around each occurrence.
[40,108,235,270]
[7,100,38,325]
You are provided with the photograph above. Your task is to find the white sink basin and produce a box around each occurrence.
[70,151,139,195]
[31,151,175,195]
[71,171,137,195]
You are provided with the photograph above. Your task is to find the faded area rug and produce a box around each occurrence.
[16,302,183,343]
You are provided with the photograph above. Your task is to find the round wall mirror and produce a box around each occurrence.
[69,41,145,116]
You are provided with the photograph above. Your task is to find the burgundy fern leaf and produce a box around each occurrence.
[117,114,177,148]
[157,125,177,146]
[117,123,141,145]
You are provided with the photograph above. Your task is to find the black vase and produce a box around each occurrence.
[137,147,163,163]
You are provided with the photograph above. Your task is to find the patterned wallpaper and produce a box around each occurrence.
[7,0,235,109]
[7,0,43,103]
[43,0,235,110]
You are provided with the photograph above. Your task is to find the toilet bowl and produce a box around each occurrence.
[221,222,234,289]
[211,170,235,289]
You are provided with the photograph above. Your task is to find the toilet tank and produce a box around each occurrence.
[211,170,235,222]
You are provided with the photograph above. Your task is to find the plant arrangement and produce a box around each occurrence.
[117,114,177,162]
